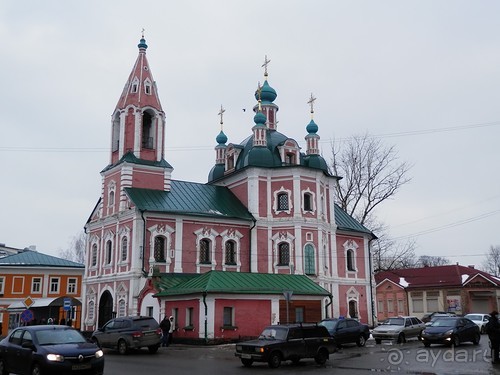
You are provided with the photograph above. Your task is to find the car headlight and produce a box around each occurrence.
[444,329,453,336]
[95,349,104,358]
[255,347,264,353]
[46,354,65,362]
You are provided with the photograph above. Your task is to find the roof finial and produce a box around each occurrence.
[141,28,145,38]
[256,82,263,111]
[262,55,271,79]
[307,93,316,119]
[218,105,225,131]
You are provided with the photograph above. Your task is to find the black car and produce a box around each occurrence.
[91,316,161,355]
[234,324,337,368]
[319,318,370,347]
[422,311,456,323]
[420,317,480,347]
[0,325,104,375]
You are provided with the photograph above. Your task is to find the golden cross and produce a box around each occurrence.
[256,82,262,111]
[307,93,317,115]
[218,105,225,127]
[262,55,271,77]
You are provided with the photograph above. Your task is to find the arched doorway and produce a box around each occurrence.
[348,300,358,319]
[98,291,113,328]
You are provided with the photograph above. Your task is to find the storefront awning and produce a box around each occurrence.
[7,296,81,311]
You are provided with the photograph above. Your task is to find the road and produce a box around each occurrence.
[103,336,500,375]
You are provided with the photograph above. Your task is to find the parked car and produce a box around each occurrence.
[425,313,456,326]
[422,311,456,323]
[464,313,490,333]
[91,316,161,355]
[234,324,337,368]
[0,325,104,375]
[420,316,480,347]
[319,318,370,347]
[372,316,425,344]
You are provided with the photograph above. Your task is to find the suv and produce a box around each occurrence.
[234,324,336,368]
[372,316,425,344]
[319,318,370,347]
[91,316,162,354]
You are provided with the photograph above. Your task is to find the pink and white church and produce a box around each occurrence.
[82,36,376,340]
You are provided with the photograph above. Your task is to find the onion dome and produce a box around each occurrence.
[216,130,228,144]
[254,111,267,125]
[254,80,277,103]
[306,119,318,134]
[137,38,148,50]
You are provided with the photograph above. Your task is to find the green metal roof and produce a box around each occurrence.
[0,250,84,268]
[101,151,172,173]
[125,180,254,220]
[155,270,330,297]
[334,204,376,239]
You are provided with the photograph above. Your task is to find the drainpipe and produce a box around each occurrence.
[202,291,208,344]
[140,209,148,276]
[325,294,333,318]
[368,239,376,326]
[249,218,256,272]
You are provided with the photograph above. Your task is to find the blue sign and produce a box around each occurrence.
[63,298,71,311]
[21,309,33,322]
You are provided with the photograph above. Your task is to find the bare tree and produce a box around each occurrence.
[330,134,413,271]
[417,255,450,268]
[482,245,500,277]
[59,231,86,264]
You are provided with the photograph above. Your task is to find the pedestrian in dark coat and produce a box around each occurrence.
[160,316,171,347]
[488,311,500,364]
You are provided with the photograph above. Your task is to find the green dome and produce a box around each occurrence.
[254,111,267,125]
[216,130,228,144]
[208,164,225,182]
[254,80,277,103]
[137,38,148,50]
[304,154,330,173]
[306,119,318,134]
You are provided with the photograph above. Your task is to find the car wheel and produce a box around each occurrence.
[148,344,159,354]
[268,352,282,368]
[118,339,128,355]
[241,358,253,367]
[357,334,367,347]
[423,341,431,347]
[472,333,480,345]
[375,339,381,344]
[314,349,328,365]
[31,363,42,375]
[452,335,460,347]
[0,358,8,375]
[397,333,406,344]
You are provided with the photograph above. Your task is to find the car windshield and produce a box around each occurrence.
[36,328,87,345]
[381,318,404,326]
[259,327,287,340]
[319,320,338,330]
[465,315,481,321]
[430,319,456,327]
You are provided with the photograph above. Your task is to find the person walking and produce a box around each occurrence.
[167,316,174,346]
[160,316,171,347]
[488,311,500,364]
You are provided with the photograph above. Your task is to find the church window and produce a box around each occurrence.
[223,307,234,326]
[142,112,153,149]
[108,190,115,207]
[154,236,166,262]
[106,240,112,264]
[199,239,211,264]
[304,244,315,275]
[121,237,128,262]
[112,114,120,152]
[278,242,290,266]
[346,249,355,271]
[91,244,97,267]
[277,193,289,211]
[285,152,295,165]
[348,300,358,318]
[304,193,312,211]
[118,299,126,317]
[131,77,139,93]
[88,300,95,320]
[225,240,236,265]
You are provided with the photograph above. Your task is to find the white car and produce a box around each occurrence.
[372,316,426,344]
[464,313,490,333]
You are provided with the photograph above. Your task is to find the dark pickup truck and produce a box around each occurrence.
[234,324,337,368]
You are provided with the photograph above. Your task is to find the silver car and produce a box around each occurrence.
[464,313,490,334]
[372,316,426,344]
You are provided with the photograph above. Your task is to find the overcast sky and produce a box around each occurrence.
[1,1,499,268]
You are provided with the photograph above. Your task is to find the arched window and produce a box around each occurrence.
[285,153,295,164]
[106,240,112,264]
[88,300,95,320]
[304,244,315,275]
[346,249,355,271]
[199,239,211,264]
[225,241,236,265]
[118,299,126,317]
[349,300,358,318]
[277,192,289,211]
[154,236,166,262]
[303,193,312,211]
[121,237,128,262]
[91,244,97,267]
[142,112,153,149]
[278,242,290,266]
